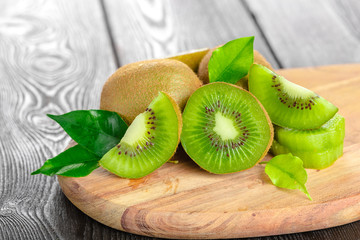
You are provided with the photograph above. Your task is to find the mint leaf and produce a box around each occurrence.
[31,145,99,177]
[48,110,127,157]
[264,153,312,200]
[208,36,254,84]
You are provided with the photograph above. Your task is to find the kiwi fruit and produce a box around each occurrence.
[100,59,202,124]
[271,114,345,169]
[168,48,209,73]
[198,47,274,88]
[99,92,182,179]
[180,82,273,174]
[248,64,338,130]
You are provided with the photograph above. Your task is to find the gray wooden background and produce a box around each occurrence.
[1,0,359,239]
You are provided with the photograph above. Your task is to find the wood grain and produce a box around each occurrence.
[0,0,116,239]
[245,0,360,68]
[102,0,279,68]
[59,64,360,239]
[1,0,360,239]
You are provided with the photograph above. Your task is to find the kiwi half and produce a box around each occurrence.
[181,82,273,174]
[249,64,338,129]
[99,92,182,179]
[100,59,202,124]
[271,114,345,169]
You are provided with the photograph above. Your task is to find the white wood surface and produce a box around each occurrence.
[0,0,116,239]
[103,0,279,67]
[245,0,360,68]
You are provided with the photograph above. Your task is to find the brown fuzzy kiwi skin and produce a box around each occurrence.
[183,82,274,174]
[100,59,202,124]
[198,47,274,88]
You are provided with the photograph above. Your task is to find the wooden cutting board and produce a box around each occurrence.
[58,64,360,239]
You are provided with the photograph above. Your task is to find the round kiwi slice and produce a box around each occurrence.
[271,114,345,169]
[100,59,202,124]
[248,64,338,130]
[181,82,273,174]
[99,92,182,179]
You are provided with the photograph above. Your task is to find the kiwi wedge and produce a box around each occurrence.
[271,114,345,169]
[99,92,182,179]
[181,82,273,174]
[248,64,338,129]
[100,59,202,124]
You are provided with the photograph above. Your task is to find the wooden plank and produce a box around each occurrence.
[58,64,360,239]
[103,0,279,68]
[0,0,116,239]
[245,0,360,68]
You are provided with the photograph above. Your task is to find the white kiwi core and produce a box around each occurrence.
[280,76,314,99]
[213,112,239,141]
[121,113,146,146]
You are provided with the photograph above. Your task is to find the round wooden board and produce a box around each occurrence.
[58,64,360,239]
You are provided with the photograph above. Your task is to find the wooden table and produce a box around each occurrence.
[1,0,359,239]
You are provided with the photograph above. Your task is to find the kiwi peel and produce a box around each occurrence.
[181,82,273,174]
[271,114,345,169]
[100,59,202,124]
[99,92,182,179]
[249,64,338,130]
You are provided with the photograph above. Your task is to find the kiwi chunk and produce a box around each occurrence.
[271,114,345,169]
[99,92,182,179]
[248,64,338,129]
[181,82,273,174]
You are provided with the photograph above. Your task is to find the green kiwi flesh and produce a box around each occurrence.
[248,64,338,130]
[181,82,273,174]
[99,92,181,179]
[271,114,345,169]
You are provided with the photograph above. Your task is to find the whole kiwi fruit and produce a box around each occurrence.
[100,59,202,124]
[198,47,274,87]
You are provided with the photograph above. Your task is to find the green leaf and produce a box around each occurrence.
[264,153,312,200]
[31,145,99,177]
[32,110,128,177]
[208,36,254,84]
[47,110,128,157]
